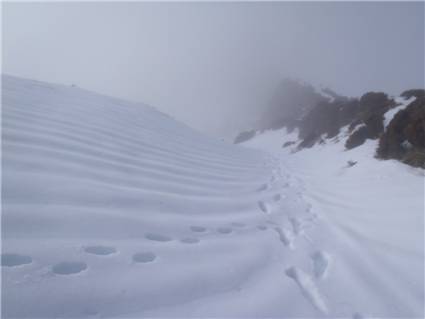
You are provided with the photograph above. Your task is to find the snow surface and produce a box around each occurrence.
[244,127,425,318]
[383,96,416,128]
[2,75,424,318]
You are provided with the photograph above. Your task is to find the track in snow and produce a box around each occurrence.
[243,124,424,319]
[3,75,423,319]
[2,75,325,318]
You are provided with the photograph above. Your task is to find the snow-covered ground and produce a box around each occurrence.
[244,127,425,318]
[2,75,424,318]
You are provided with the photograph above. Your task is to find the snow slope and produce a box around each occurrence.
[1,75,305,318]
[2,75,424,318]
[244,127,425,318]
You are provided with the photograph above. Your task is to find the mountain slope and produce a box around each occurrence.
[1,75,274,318]
[2,75,424,318]
[243,127,424,318]
[235,81,425,169]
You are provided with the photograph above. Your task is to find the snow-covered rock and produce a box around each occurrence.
[383,96,416,128]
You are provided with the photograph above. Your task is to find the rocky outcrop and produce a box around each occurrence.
[233,82,424,169]
[298,98,358,143]
[401,89,425,100]
[345,125,369,150]
[377,97,425,168]
[298,92,395,150]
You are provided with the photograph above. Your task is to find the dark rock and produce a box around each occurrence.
[345,126,369,149]
[377,97,425,168]
[362,112,385,139]
[298,132,321,149]
[347,160,358,167]
[357,92,395,140]
[359,92,392,110]
[401,89,425,100]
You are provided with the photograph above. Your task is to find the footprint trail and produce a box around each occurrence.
[285,266,328,314]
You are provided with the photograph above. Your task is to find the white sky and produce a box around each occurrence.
[2,2,424,137]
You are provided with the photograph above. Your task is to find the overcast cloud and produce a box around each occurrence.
[2,2,424,137]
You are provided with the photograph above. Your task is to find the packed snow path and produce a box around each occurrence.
[2,75,424,318]
[244,127,424,319]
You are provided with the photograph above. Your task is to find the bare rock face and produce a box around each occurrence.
[401,89,425,100]
[297,98,359,147]
[299,92,395,150]
[342,92,396,149]
[345,126,369,150]
[299,100,343,140]
[377,97,425,168]
[358,92,395,137]
[298,132,321,149]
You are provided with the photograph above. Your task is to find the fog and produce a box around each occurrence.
[2,2,424,138]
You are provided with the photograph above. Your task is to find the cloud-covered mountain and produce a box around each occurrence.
[235,79,425,168]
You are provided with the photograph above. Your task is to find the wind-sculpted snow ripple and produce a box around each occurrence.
[2,75,293,318]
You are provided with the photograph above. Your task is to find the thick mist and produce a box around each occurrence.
[3,2,424,138]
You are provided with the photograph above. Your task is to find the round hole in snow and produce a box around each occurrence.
[52,261,87,275]
[1,253,32,267]
[133,252,156,263]
[84,246,116,256]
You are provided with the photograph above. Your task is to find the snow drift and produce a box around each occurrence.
[2,75,424,318]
